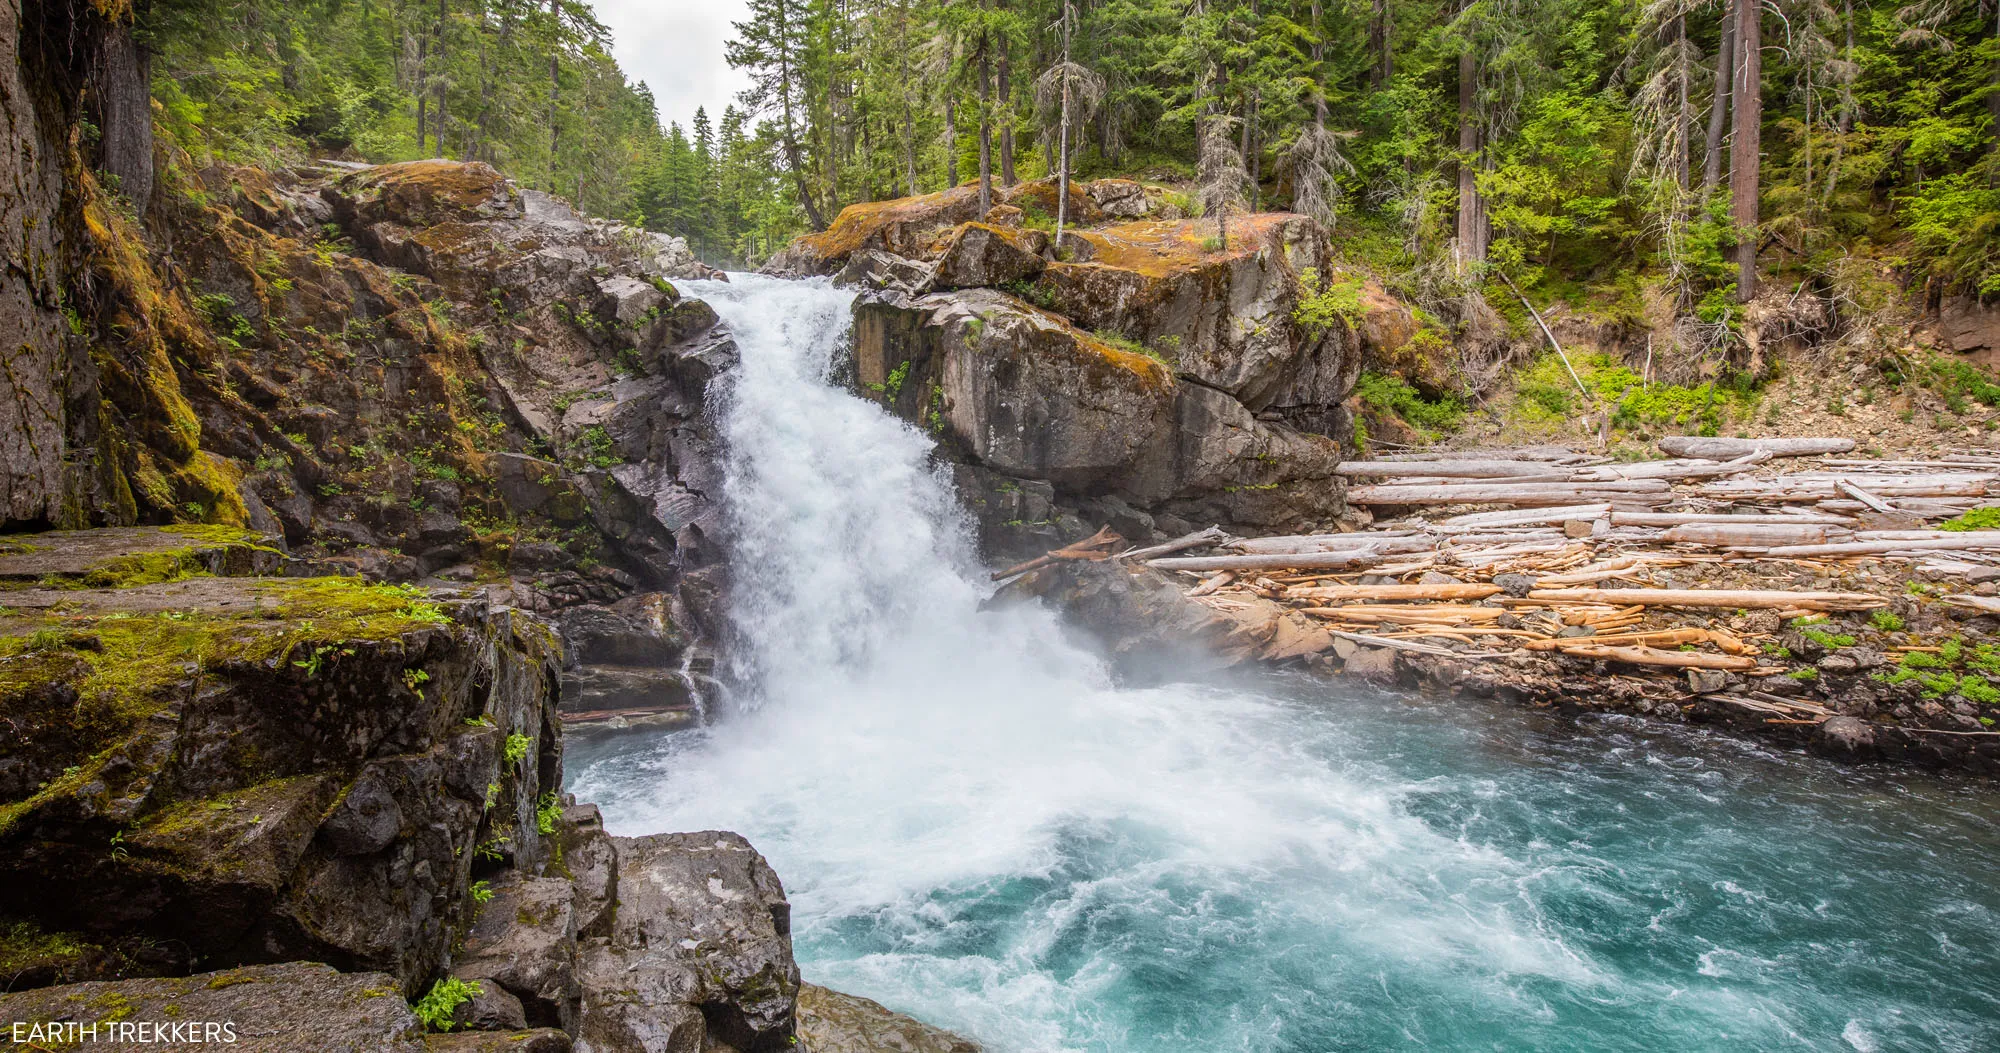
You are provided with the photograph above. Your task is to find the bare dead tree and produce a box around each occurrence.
[1198,114,1249,248]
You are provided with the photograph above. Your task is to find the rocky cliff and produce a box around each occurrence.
[769,182,1362,558]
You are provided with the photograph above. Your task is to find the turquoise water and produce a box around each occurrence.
[568,274,2000,1052]
[571,677,2000,1052]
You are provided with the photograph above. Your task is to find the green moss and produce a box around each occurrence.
[0,920,97,978]
[0,578,456,837]
[1939,507,2000,532]
[412,976,481,1032]
[1354,371,1465,440]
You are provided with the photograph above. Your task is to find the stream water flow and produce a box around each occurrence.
[570,274,2000,1052]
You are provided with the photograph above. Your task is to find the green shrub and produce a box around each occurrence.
[1354,371,1465,440]
[412,977,481,1032]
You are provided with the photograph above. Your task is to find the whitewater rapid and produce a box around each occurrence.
[569,274,2000,1052]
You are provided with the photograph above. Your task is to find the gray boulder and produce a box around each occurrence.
[0,962,425,1052]
[797,984,981,1053]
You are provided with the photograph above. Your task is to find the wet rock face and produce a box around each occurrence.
[796,985,982,1053]
[0,962,429,1053]
[0,570,565,993]
[852,283,1346,555]
[587,832,800,1052]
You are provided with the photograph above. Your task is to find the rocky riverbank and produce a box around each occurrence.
[0,526,978,1051]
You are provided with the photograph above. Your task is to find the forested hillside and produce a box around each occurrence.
[130,0,2000,315]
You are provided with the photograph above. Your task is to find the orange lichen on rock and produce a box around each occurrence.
[337,160,513,226]
[794,185,985,263]
[1067,214,1290,278]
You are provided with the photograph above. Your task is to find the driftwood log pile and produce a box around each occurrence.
[1002,438,2000,733]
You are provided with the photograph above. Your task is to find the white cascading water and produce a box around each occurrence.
[570,274,2000,1053]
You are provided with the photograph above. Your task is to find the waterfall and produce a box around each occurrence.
[570,274,2000,1053]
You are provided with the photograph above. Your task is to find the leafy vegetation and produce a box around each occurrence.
[412,977,481,1032]
[1354,371,1464,440]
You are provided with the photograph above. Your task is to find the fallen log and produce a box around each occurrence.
[1579,450,1771,481]
[1226,534,1436,556]
[1149,551,1393,573]
[1660,522,1839,547]
[1349,480,1670,506]
[1611,511,1855,526]
[1526,628,1712,651]
[1658,436,1856,459]
[1288,583,1504,602]
[1115,525,1229,562]
[1836,478,1895,513]
[1758,535,2000,558]
[990,525,1126,580]
[1301,605,1507,623]
[1523,586,1887,611]
[1333,460,1577,479]
[1439,504,1613,529]
[1552,643,1760,670]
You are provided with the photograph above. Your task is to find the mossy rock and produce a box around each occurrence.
[0,525,281,590]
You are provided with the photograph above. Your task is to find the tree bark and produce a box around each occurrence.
[1673,14,1690,190]
[1454,42,1487,271]
[977,37,993,213]
[945,94,958,187]
[434,0,449,157]
[1730,0,1760,300]
[93,22,153,214]
[1701,2,1733,201]
[996,26,1015,185]
[1369,0,1392,88]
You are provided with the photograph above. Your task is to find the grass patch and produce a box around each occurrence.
[1354,371,1465,441]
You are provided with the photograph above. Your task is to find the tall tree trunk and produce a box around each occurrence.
[946,94,958,187]
[997,29,1016,185]
[93,23,153,215]
[1455,44,1487,271]
[978,39,993,212]
[1369,0,1391,88]
[1246,93,1260,212]
[1701,2,1734,202]
[417,33,430,155]
[777,20,825,228]
[1824,0,1854,204]
[547,0,561,183]
[1311,0,1327,130]
[1056,0,1073,241]
[1731,0,1760,301]
[1674,14,1690,190]
[434,0,449,158]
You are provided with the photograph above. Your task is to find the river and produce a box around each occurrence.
[568,274,2000,1052]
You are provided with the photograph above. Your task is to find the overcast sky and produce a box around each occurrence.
[595,0,754,134]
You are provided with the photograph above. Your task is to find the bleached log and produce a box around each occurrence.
[1440,504,1612,528]
[1578,450,1770,481]
[1334,460,1578,479]
[1658,436,1857,459]
[1148,551,1395,573]
[1116,525,1229,562]
[1550,643,1760,670]
[1759,535,2000,558]
[1835,478,1895,512]
[1523,586,1887,610]
[1612,511,1856,526]
[1660,523,1840,547]
[1226,533,1432,555]
[1289,583,1504,602]
[1349,480,1670,506]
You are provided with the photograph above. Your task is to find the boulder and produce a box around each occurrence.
[764,178,1113,278]
[855,288,1176,495]
[797,984,982,1053]
[928,222,1048,290]
[0,962,426,1052]
[0,570,565,990]
[1035,213,1352,415]
[575,831,799,1052]
[851,288,1345,536]
[453,874,583,1032]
